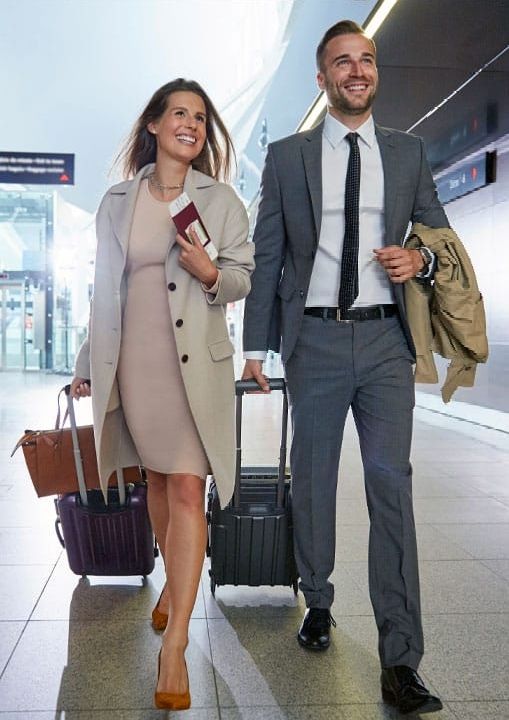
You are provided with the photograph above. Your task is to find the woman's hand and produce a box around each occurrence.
[70,377,91,399]
[175,228,219,288]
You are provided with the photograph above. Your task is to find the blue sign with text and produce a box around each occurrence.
[436,153,496,204]
[0,151,74,185]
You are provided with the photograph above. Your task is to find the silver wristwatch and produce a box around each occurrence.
[418,246,433,268]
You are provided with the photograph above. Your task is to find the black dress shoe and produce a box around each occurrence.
[381,665,443,715]
[297,608,336,650]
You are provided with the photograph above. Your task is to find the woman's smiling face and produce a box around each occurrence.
[148,91,207,164]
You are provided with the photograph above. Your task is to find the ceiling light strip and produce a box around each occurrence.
[364,0,399,38]
[407,43,509,132]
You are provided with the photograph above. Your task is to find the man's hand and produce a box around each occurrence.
[241,359,270,393]
[373,246,424,283]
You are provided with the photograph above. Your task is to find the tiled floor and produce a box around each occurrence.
[0,371,508,719]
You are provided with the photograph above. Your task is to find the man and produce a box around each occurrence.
[242,20,446,715]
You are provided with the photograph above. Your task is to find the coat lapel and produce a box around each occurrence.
[376,125,398,246]
[301,122,324,241]
[183,167,216,206]
[108,164,154,260]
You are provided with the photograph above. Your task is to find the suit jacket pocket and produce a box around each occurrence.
[208,338,235,361]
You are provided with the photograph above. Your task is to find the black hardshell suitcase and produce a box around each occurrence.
[207,378,299,595]
[54,385,157,577]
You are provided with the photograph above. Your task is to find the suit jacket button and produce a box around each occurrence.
[181,354,189,363]
[176,319,183,327]
[168,282,176,291]
[299,290,304,298]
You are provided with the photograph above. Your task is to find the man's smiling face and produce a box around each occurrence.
[318,33,378,120]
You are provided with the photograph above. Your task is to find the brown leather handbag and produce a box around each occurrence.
[12,387,141,497]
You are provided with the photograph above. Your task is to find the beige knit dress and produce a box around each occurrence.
[116,179,209,478]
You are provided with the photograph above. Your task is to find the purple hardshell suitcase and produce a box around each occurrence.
[54,385,157,577]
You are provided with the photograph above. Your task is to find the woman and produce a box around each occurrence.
[70,78,254,710]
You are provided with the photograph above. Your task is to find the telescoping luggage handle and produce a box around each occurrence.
[61,384,127,508]
[234,378,288,511]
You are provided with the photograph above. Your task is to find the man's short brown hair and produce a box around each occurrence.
[316,20,376,71]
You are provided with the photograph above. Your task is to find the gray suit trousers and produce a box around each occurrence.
[284,313,424,670]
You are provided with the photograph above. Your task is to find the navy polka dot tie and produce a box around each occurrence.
[338,132,360,316]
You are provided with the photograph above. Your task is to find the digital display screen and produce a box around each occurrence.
[0,151,74,185]
[427,105,497,170]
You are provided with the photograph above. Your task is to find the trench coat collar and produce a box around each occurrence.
[108,164,216,260]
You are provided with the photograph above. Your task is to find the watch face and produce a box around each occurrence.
[420,247,432,265]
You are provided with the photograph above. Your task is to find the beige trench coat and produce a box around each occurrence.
[74,164,255,508]
[404,223,488,402]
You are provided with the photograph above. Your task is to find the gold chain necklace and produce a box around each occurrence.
[148,173,184,192]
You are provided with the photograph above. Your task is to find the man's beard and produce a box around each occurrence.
[327,80,377,116]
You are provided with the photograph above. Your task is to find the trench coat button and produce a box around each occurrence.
[168,282,176,291]
[299,290,304,298]
[181,354,189,363]
[176,319,183,327]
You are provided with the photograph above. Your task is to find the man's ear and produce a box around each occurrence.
[317,71,325,91]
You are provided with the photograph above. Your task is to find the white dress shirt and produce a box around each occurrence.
[307,112,393,307]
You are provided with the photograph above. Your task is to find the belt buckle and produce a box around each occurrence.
[336,308,352,323]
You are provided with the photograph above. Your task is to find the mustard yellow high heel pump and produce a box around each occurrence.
[151,586,168,632]
[154,650,191,711]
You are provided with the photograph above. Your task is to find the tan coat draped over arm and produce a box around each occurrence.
[404,223,488,402]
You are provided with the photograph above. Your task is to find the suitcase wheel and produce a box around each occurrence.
[209,571,216,597]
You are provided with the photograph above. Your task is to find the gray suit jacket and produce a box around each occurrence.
[243,120,449,363]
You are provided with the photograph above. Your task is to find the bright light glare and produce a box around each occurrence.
[364,0,399,38]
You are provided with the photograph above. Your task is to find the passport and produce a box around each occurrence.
[169,192,218,261]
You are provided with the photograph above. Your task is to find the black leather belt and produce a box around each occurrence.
[304,304,398,322]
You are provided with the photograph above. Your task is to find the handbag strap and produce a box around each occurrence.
[10,432,32,458]
[55,387,69,429]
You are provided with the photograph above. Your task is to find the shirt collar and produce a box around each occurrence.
[323,112,376,149]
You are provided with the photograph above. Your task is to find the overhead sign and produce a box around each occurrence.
[427,104,497,170]
[0,151,74,185]
[436,152,496,204]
